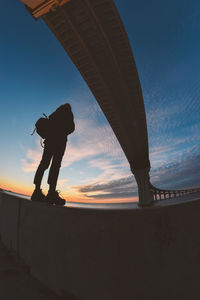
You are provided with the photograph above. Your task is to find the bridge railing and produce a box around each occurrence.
[149,184,200,201]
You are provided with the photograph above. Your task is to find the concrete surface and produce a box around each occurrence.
[1,191,200,300]
[0,235,81,300]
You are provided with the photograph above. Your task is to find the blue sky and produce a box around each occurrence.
[1,0,200,202]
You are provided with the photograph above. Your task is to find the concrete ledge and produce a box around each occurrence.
[1,191,200,299]
[0,192,21,255]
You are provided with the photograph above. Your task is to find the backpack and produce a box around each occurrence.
[49,109,75,136]
[31,114,50,139]
[31,110,75,140]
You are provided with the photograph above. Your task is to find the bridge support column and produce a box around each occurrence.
[132,168,154,207]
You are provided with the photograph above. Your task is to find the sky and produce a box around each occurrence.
[1,0,200,203]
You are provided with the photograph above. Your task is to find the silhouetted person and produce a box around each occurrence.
[31,103,75,205]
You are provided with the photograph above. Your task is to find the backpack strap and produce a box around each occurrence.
[40,138,45,148]
[31,113,48,136]
[31,128,36,136]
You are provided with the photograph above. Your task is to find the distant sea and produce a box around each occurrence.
[0,188,138,210]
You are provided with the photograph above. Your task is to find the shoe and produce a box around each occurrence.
[46,190,65,206]
[31,189,46,202]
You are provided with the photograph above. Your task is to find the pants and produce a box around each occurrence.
[34,139,67,190]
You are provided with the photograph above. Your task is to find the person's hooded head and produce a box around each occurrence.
[56,103,71,113]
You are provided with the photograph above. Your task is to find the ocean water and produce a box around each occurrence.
[66,201,138,210]
[0,189,138,209]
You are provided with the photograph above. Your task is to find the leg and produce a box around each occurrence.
[47,141,67,192]
[31,142,53,201]
[46,141,67,205]
[33,142,53,189]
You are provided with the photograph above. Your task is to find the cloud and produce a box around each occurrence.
[77,176,134,193]
[73,175,137,200]
[21,139,42,172]
[144,73,200,154]
[85,192,137,200]
[87,157,131,182]
[149,129,200,169]
[150,151,200,190]
[57,178,69,187]
[149,136,200,190]
[59,118,130,181]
